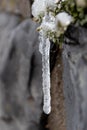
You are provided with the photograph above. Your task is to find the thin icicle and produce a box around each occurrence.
[39,32,51,114]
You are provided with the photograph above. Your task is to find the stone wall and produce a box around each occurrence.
[0,1,43,130]
[0,12,43,130]
[63,25,87,130]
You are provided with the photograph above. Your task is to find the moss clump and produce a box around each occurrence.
[32,0,87,46]
[55,0,87,26]
[54,0,87,45]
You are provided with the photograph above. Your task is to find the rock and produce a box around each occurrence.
[0,12,42,130]
[49,48,66,130]
[0,0,31,18]
[64,24,87,45]
[63,25,87,130]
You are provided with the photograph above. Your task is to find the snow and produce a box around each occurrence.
[32,0,60,18]
[32,0,46,18]
[56,12,73,28]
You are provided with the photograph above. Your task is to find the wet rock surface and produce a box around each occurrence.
[63,25,87,130]
[0,12,43,130]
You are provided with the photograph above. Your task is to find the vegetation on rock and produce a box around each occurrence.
[32,0,87,45]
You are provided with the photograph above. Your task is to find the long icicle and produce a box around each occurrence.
[39,32,51,114]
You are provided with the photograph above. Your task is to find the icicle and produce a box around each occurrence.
[39,12,52,115]
[32,0,73,115]
[39,32,51,114]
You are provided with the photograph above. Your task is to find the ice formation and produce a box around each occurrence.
[39,35,51,114]
[39,14,52,114]
[32,0,73,114]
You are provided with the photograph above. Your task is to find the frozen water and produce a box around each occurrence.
[39,32,51,114]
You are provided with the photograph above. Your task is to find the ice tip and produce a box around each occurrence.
[43,105,51,115]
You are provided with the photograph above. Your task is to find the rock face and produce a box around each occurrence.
[49,48,66,130]
[63,25,87,130]
[0,0,31,18]
[0,12,42,130]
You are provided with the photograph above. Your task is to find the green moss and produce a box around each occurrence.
[55,0,87,26]
[54,0,87,46]
[33,0,87,46]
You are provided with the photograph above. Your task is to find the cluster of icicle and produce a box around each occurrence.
[32,0,73,114]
